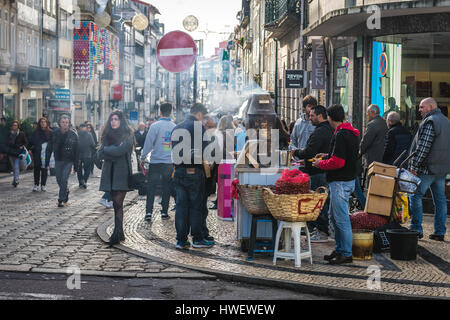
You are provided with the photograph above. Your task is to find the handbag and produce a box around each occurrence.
[125,153,146,190]
[19,147,32,172]
[94,146,104,170]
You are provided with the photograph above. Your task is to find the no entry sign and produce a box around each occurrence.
[157,31,197,73]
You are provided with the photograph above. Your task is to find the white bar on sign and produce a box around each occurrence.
[159,48,194,57]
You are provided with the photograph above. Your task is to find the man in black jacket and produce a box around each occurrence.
[46,115,79,207]
[382,111,411,165]
[312,104,360,265]
[134,122,147,171]
[77,123,95,189]
[294,105,333,242]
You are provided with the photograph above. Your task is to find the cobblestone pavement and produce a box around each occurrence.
[0,169,209,279]
[101,193,450,299]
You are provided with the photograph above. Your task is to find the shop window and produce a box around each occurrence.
[371,42,402,118]
[4,95,15,118]
[27,99,37,120]
[372,32,450,130]
[333,46,351,114]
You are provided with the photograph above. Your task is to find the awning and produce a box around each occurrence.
[303,1,450,37]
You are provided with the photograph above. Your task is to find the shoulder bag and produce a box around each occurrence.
[125,152,146,190]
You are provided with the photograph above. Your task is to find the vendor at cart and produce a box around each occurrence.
[293,105,334,243]
[312,104,360,265]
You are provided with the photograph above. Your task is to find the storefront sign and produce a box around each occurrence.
[49,99,71,112]
[312,39,326,89]
[55,89,71,100]
[73,101,83,110]
[285,70,306,89]
[112,84,122,101]
[129,111,138,122]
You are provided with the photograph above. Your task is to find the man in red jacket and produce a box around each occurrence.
[313,104,360,265]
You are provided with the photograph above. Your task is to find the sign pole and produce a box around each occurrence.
[176,73,181,123]
[193,55,198,103]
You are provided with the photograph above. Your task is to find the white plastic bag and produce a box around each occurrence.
[396,168,421,193]
[19,147,32,172]
[49,152,55,168]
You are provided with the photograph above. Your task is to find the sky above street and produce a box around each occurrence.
[143,0,242,57]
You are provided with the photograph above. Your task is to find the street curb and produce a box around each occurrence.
[97,218,447,300]
[0,265,215,280]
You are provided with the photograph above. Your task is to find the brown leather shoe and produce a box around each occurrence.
[329,254,353,265]
[324,250,338,261]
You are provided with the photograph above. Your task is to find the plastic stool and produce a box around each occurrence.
[273,221,312,267]
[247,214,278,261]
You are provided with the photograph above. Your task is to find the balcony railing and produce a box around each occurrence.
[265,0,301,25]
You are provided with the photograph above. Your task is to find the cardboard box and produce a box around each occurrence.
[367,174,395,197]
[364,194,393,217]
[368,162,397,178]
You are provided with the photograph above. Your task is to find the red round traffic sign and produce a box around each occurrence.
[157,31,197,73]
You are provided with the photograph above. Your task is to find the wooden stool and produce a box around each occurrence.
[247,214,278,261]
[273,221,312,267]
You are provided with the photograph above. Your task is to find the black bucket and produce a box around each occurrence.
[386,229,419,260]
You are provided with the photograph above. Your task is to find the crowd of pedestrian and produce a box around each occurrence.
[288,95,449,265]
[0,94,447,261]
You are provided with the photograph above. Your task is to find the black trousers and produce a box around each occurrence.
[34,164,48,186]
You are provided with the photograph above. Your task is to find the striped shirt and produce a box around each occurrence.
[409,121,435,175]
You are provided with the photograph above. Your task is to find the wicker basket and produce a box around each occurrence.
[237,185,274,216]
[262,187,329,222]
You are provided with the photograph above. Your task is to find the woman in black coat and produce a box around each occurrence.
[97,110,134,246]
[29,117,52,192]
[6,120,28,187]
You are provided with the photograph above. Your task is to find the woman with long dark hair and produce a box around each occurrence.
[97,110,134,246]
[29,117,53,192]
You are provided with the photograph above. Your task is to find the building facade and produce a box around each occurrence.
[304,0,450,131]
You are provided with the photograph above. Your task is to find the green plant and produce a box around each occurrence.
[20,118,34,140]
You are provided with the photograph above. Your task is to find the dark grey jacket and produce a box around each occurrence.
[360,115,388,168]
[98,134,134,192]
[410,108,450,175]
[77,130,96,159]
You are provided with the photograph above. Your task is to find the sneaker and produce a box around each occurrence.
[12,181,18,188]
[98,198,108,208]
[205,235,214,242]
[32,185,39,192]
[176,240,191,250]
[429,234,444,241]
[310,229,329,243]
[58,201,64,208]
[106,201,114,209]
[161,212,170,220]
[41,186,46,192]
[192,239,215,248]
[144,213,152,221]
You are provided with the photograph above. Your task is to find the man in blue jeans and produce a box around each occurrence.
[171,103,214,250]
[408,98,449,241]
[313,104,360,265]
[141,103,176,221]
[293,105,334,242]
